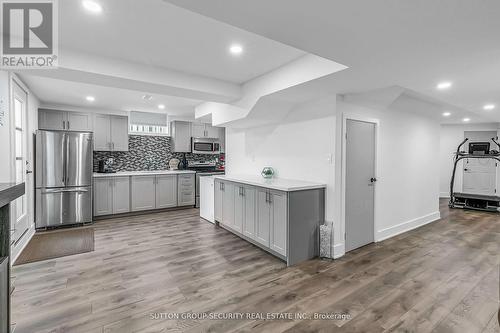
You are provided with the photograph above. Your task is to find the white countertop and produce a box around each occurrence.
[213,175,326,192]
[93,170,196,178]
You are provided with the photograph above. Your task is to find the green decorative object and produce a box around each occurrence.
[261,167,275,179]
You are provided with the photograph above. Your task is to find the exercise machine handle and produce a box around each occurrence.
[491,137,500,150]
[456,138,468,156]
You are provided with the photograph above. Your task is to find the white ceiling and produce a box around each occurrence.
[20,75,201,115]
[166,0,500,124]
[58,0,305,84]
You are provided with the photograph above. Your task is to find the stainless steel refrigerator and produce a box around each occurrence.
[35,130,93,228]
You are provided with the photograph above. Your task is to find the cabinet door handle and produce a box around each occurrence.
[265,192,268,203]
[268,192,272,204]
[67,121,70,130]
[62,120,65,129]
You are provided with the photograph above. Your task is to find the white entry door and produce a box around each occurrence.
[11,81,30,244]
[345,119,376,252]
[462,131,497,195]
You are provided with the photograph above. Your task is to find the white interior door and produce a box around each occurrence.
[11,81,30,244]
[462,131,497,195]
[345,119,376,253]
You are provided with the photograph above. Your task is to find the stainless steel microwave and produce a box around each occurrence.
[191,137,221,154]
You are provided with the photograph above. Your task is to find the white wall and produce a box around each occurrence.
[226,95,337,223]
[226,93,442,259]
[439,123,500,197]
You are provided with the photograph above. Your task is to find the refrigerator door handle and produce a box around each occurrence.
[42,188,89,194]
[63,133,68,185]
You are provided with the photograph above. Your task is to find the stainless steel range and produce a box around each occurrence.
[187,161,224,208]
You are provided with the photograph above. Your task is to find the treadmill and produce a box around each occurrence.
[449,137,500,212]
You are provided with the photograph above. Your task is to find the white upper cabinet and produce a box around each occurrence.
[191,122,206,138]
[205,124,220,138]
[94,114,128,151]
[93,114,111,151]
[191,122,223,139]
[39,109,92,131]
[170,121,192,153]
[39,109,66,130]
[110,116,129,151]
[66,112,93,131]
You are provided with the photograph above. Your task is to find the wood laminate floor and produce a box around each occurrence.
[11,201,500,333]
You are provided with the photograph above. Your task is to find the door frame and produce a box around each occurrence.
[341,113,380,254]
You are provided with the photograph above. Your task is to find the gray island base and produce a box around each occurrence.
[213,175,325,266]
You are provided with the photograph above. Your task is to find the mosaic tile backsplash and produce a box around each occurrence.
[93,135,218,172]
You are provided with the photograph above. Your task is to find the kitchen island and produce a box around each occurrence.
[213,175,326,266]
[0,182,25,333]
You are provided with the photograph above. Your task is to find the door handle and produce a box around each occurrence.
[370,177,377,183]
[26,170,32,174]
[42,188,88,194]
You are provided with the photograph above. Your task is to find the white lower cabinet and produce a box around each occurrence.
[222,182,235,228]
[177,174,195,206]
[94,178,113,216]
[94,177,130,216]
[214,180,223,222]
[269,190,287,256]
[233,184,255,237]
[131,176,156,211]
[112,177,130,214]
[94,173,196,217]
[242,186,256,239]
[256,189,271,247]
[156,175,178,208]
[215,180,287,258]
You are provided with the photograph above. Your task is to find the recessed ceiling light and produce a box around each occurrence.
[442,112,451,117]
[86,96,95,102]
[82,0,102,13]
[229,44,243,55]
[483,104,496,110]
[463,118,470,122]
[142,94,153,101]
[158,104,165,110]
[436,81,452,90]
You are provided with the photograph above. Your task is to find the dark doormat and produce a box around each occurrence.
[14,227,95,265]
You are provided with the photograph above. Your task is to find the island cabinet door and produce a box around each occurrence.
[270,190,287,256]
[113,177,130,214]
[233,185,244,233]
[222,182,235,228]
[256,188,271,247]
[242,185,256,240]
[214,180,223,222]
[131,176,156,211]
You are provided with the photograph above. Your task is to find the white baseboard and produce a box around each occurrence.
[11,226,35,266]
[333,243,345,259]
[376,211,441,242]
[440,192,450,198]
